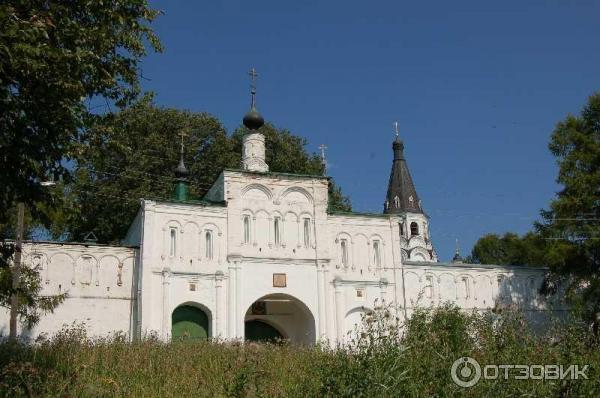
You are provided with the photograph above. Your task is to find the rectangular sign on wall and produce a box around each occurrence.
[273,273,287,288]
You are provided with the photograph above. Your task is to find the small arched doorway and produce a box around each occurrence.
[244,293,316,345]
[172,305,210,341]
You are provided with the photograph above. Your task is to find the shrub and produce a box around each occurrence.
[0,306,598,397]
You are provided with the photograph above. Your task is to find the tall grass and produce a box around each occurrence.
[1,305,598,397]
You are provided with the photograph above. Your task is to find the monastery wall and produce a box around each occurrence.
[0,242,138,340]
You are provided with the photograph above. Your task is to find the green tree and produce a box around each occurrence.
[467,232,547,266]
[56,99,351,243]
[0,0,161,223]
[0,0,161,331]
[536,92,600,323]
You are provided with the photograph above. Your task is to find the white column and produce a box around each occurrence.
[235,264,243,339]
[316,265,326,338]
[324,269,336,343]
[215,271,224,337]
[334,279,345,343]
[227,263,237,338]
[161,268,171,341]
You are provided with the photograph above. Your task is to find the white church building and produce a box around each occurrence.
[1,84,562,344]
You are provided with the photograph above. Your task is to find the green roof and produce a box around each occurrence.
[147,196,227,207]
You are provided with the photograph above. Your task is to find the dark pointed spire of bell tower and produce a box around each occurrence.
[384,121,423,214]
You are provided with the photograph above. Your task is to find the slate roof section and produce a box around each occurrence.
[383,137,424,214]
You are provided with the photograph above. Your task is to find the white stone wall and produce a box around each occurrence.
[137,199,227,339]
[0,242,138,340]
[2,171,564,344]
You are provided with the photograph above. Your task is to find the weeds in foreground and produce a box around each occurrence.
[0,305,598,397]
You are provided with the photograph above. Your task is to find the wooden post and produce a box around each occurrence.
[9,202,25,341]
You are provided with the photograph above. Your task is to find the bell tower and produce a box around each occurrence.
[385,121,437,262]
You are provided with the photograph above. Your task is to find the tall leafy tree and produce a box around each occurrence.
[536,93,600,323]
[0,0,161,329]
[468,93,600,325]
[56,99,352,243]
[0,0,161,222]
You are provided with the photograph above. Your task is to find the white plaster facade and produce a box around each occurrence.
[0,130,565,344]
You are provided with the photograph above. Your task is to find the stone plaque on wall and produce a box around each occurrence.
[273,273,286,288]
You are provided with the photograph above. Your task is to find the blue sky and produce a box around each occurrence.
[140,0,600,261]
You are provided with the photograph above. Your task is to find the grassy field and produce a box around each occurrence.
[1,305,598,397]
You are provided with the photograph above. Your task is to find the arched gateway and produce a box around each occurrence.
[171,304,210,340]
[244,293,315,345]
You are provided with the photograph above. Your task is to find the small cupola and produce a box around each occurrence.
[173,130,190,201]
[241,68,269,173]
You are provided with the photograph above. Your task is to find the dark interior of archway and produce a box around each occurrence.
[245,320,283,343]
[172,305,209,341]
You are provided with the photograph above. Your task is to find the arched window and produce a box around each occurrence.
[373,240,381,267]
[303,218,310,248]
[274,217,281,246]
[399,222,404,236]
[341,239,348,267]
[243,216,250,244]
[410,222,419,236]
[394,196,400,208]
[205,231,213,259]
[169,228,177,257]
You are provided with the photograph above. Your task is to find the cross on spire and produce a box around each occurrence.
[248,67,258,108]
[319,144,328,174]
[178,128,189,157]
[393,121,400,138]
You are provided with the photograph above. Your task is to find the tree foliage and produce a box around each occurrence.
[536,92,600,322]
[55,98,352,243]
[0,0,162,225]
[0,0,161,330]
[468,92,600,324]
[467,232,547,266]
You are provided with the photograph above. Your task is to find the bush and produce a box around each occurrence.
[0,307,598,397]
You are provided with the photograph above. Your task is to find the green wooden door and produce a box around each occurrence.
[172,305,209,340]
[245,320,283,342]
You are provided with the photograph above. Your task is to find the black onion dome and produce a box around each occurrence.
[243,106,264,130]
[174,157,189,179]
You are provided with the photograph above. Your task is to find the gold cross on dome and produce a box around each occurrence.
[178,128,189,154]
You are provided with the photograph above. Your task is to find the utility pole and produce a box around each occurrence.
[9,202,25,341]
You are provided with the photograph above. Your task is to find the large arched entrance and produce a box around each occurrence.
[245,320,283,342]
[171,304,210,341]
[244,293,316,345]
